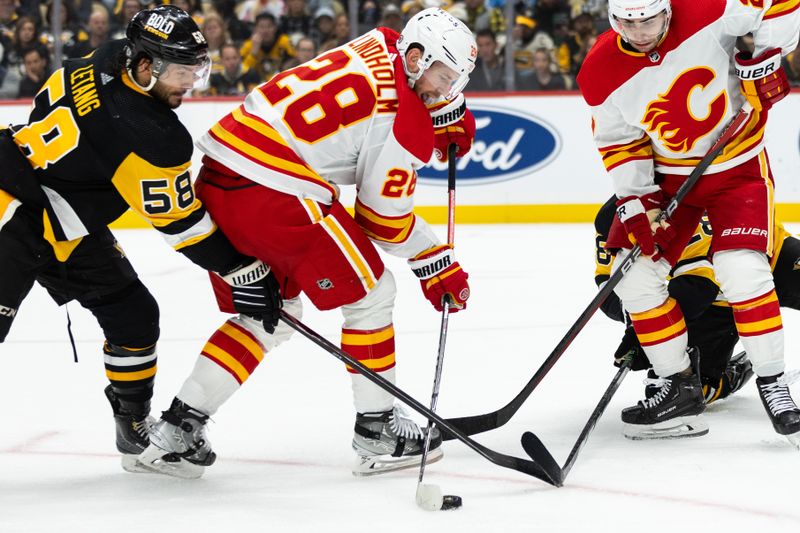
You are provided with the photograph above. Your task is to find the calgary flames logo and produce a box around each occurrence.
[641,67,726,153]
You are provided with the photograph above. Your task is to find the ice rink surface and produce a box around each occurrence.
[2,224,800,533]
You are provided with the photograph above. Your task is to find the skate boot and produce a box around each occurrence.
[756,372,800,448]
[704,351,754,404]
[622,358,707,440]
[352,404,443,476]
[136,398,216,479]
[104,385,155,472]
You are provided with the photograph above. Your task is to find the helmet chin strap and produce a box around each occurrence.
[126,56,164,92]
[127,67,158,91]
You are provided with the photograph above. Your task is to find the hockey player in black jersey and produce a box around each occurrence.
[595,196,800,438]
[0,5,281,471]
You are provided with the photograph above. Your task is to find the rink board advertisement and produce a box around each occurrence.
[2,92,800,223]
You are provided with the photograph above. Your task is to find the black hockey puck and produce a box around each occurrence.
[440,495,463,510]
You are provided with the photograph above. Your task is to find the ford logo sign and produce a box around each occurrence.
[419,104,561,185]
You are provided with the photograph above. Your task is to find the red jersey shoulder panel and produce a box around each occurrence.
[377,27,434,163]
[578,0,727,107]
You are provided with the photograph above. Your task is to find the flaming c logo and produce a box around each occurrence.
[641,67,726,153]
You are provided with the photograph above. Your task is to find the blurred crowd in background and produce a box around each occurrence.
[1,0,799,99]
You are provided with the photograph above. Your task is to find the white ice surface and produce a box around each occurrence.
[2,224,800,533]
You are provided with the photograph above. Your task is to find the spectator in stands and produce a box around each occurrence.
[462,0,490,33]
[238,0,285,24]
[379,3,403,33]
[65,6,111,59]
[358,0,381,33]
[280,0,312,40]
[171,0,204,27]
[240,12,295,81]
[512,15,555,76]
[213,0,254,43]
[43,1,89,57]
[207,41,261,96]
[280,35,315,69]
[202,12,230,74]
[309,5,335,49]
[0,0,18,43]
[9,15,43,66]
[110,0,142,41]
[563,11,596,75]
[518,46,570,90]
[466,28,504,92]
[320,12,350,52]
[532,0,571,38]
[16,44,49,98]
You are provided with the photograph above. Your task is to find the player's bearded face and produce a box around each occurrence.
[616,12,669,52]
[151,78,187,108]
[414,61,462,106]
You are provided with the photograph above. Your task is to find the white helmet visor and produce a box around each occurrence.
[154,56,212,90]
[420,60,469,102]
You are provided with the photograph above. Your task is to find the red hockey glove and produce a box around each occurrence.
[220,258,282,334]
[616,192,674,261]
[408,245,470,312]
[735,48,789,113]
[430,94,476,162]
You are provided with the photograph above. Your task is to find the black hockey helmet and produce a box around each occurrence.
[126,5,208,66]
[125,5,210,89]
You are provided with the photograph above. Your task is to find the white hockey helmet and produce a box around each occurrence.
[608,0,672,35]
[397,7,477,100]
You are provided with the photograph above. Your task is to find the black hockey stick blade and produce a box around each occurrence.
[280,310,560,487]
[520,432,563,487]
[443,103,753,441]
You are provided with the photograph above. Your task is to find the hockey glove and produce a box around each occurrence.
[735,48,789,113]
[408,245,470,312]
[616,192,675,260]
[220,258,282,334]
[430,94,476,162]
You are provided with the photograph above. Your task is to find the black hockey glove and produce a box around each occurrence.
[220,258,282,334]
[613,326,651,371]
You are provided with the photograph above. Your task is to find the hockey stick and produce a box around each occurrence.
[521,359,631,484]
[417,143,461,511]
[280,309,563,486]
[444,102,754,440]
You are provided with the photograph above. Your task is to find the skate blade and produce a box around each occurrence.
[785,432,800,450]
[121,453,161,474]
[135,444,206,479]
[352,447,444,477]
[623,415,709,440]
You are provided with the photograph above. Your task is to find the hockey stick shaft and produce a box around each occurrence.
[280,309,561,485]
[445,103,753,439]
[560,361,630,479]
[520,361,630,485]
[418,143,458,484]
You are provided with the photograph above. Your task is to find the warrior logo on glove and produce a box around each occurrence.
[408,244,470,311]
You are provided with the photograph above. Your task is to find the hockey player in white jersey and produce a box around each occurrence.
[136,8,477,478]
[578,0,800,445]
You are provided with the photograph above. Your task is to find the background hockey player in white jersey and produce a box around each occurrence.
[577,0,800,445]
[137,8,477,478]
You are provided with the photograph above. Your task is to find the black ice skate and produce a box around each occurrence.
[704,351,755,404]
[136,398,216,479]
[352,404,443,476]
[104,385,155,472]
[622,358,707,440]
[756,372,800,448]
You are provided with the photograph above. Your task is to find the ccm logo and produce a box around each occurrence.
[720,227,769,237]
